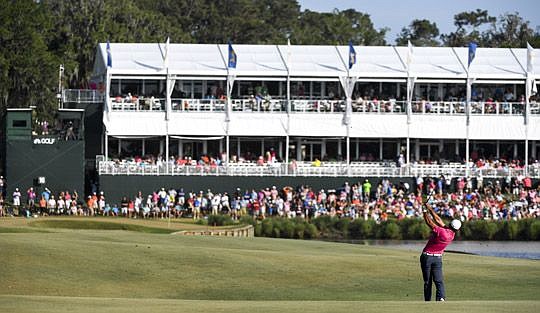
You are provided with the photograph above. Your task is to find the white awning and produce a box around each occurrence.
[94,42,536,81]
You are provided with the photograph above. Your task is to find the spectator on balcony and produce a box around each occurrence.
[312,158,321,167]
[257,156,265,166]
[504,89,514,102]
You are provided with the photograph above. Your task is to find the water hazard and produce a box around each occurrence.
[344,240,540,260]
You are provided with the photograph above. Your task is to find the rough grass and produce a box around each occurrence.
[0,218,539,312]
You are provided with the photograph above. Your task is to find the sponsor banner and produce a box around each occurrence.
[33,137,57,145]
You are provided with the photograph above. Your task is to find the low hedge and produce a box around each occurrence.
[253,216,540,241]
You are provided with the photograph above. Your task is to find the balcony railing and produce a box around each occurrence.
[63,90,104,103]
[97,158,539,178]
[105,97,538,116]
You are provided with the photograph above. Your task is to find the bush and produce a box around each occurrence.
[348,219,363,239]
[407,222,431,240]
[467,220,499,240]
[294,222,306,239]
[254,223,262,237]
[282,218,295,239]
[311,215,334,233]
[383,222,402,240]
[239,215,256,226]
[261,218,274,237]
[530,220,540,240]
[207,214,234,226]
[332,218,351,238]
[195,219,207,225]
[304,223,319,239]
[500,221,519,240]
[517,219,533,240]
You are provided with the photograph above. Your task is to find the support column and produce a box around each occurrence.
[159,139,164,156]
[142,138,146,156]
[178,139,182,157]
[379,138,383,161]
[415,139,420,162]
[237,137,241,160]
[496,140,500,159]
[278,140,283,160]
[356,138,360,160]
[118,138,121,156]
[455,139,459,156]
[285,135,290,174]
[165,135,169,172]
[104,132,108,160]
[321,139,327,160]
[337,138,342,159]
[203,141,208,154]
[514,143,518,159]
[219,139,223,157]
[533,140,537,161]
[261,138,265,157]
[297,138,302,161]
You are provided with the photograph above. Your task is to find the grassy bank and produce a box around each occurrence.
[0,218,538,312]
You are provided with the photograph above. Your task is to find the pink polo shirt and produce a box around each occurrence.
[422,225,455,255]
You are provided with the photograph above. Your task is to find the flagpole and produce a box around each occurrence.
[525,43,534,176]
[525,76,530,177]
[465,42,477,179]
[285,40,291,175]
[405,41,413,176]
[466,71,471,178]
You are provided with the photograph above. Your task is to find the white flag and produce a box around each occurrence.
[407,40,413,72]
[527,42,534,74]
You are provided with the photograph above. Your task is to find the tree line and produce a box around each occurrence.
[0,0,539,120]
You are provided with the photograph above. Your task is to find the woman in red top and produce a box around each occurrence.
[420,203,461,302]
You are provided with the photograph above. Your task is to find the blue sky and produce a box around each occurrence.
[298,0,540,43]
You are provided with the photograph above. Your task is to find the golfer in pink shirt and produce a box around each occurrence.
[421,203,462,301]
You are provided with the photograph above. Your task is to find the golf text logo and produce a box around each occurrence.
[33,138,56,145]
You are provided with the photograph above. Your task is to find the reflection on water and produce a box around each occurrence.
[342,240,540,260]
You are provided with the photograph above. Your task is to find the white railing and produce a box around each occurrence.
[106,97,535,116]
[410,100,525,115]
[63,90,104,103]
[110,96,165,111]
[97,158,539,178]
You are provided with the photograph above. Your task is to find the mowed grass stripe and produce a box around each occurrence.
[1,229,538,302]
[0,296,538,313]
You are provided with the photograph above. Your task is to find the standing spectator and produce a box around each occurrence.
[12,188,21,214]
[362,179,372,201]
[0,195,4,217]
[47,195,57,215]
[0,176,5,198]
[25,187,37,210]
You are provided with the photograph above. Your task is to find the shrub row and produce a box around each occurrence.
[253,217,319,239]
[249,216,540,241]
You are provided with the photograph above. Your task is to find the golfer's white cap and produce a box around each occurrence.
[450,219,462,231]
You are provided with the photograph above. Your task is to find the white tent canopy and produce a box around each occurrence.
[95,42,537,80]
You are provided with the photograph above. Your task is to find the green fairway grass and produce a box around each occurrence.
[0,217,538,312]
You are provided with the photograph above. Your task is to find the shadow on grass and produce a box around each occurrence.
[28,220,174,234]
[0,227,51,233]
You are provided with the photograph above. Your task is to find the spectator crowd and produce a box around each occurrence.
[1,175,539,223]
